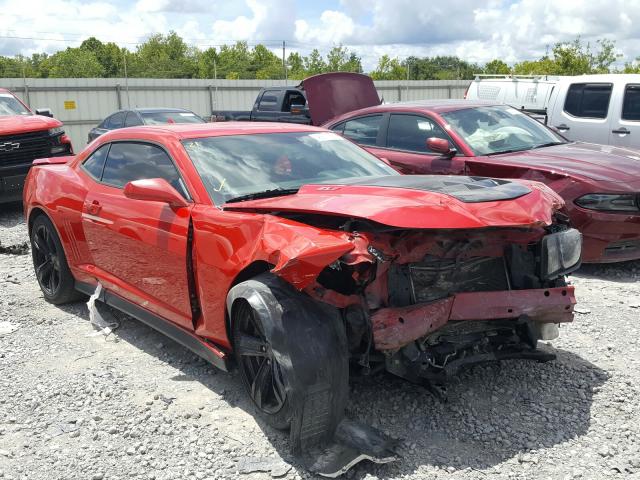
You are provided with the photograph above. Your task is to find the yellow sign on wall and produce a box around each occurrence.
[64,100,76,110]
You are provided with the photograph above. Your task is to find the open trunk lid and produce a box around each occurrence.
[300,73,381,126]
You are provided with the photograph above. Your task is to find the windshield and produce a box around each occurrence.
[141,111,204,125]
[0,93,31,117]
[441,105,565,155]
[182,131,397,204]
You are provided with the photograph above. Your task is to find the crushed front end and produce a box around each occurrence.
[304,221,581,390]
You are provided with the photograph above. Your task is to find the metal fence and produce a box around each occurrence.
[0,78,471,149]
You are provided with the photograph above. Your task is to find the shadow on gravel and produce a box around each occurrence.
[348,349,608,479]
[573,259,640,283]
[0,201,23,225]
[55,301,608,477]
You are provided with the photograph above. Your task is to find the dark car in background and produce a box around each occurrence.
[87,108,205,143]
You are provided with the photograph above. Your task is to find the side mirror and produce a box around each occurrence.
[35,108,53,118]
[290,104,309,117]
[123,178,188,208]
[427,137,456,157]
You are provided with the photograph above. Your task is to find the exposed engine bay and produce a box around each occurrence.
[286,214,582,393]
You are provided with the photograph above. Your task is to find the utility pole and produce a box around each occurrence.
[214,58,218,109]
[406,61,410,101]
[123,52,130,108]
[282,40,287,83]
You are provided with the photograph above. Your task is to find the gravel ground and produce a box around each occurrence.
[1,203,639,480]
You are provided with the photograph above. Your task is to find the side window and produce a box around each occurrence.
[81,144,110,180]
[102,142,188,198]
[124,112,143,127]
[257,91,280,111]
[564,83,612,119]
[387,114,452,153]
[342,115,383,146]
[622,84,640,121]
[104,111,126,129]
[330,122,346,134]
[282,91,306,112]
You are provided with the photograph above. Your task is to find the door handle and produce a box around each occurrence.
[612,128,631,135]
[87,200,101,215]
[555,124,570,131]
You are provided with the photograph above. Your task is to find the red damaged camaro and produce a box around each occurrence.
[24,123,582,474]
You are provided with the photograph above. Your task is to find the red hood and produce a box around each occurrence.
[476,142,640,187]
[0,114,62,136]
[301,72,381,126]
[224,176,563,230]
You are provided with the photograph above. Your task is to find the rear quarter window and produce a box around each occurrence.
[103,111,126,129]
[622,84,640,121]
[81,144,110,180]
[342,115,383,146]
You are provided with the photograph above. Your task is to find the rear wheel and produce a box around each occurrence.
[232,300,291,430]
[30,215,82,304]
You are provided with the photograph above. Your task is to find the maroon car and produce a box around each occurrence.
[323,101,640,263]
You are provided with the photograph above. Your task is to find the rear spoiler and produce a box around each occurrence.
[33,155,74,166]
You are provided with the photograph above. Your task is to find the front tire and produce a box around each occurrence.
[30,214,82,305]
[232,299,292,430]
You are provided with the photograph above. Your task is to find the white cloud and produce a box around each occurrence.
[295,10,355,45]
[1,0,640,72]
[209,0,296,43]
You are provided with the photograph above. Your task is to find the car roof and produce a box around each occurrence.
[327,99,500,123]
[557,73,640,83]
[133,108,197,114]
[102,122,327,141]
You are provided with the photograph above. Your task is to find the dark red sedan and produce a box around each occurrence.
[323,101,640,263]
[24,122,581,475]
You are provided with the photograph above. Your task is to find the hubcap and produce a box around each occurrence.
[235,302,287,414]
[32,224,61,296]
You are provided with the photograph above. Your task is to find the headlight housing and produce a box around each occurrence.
[575,193,639,212]
[48,127,64,136]
[540,228,582,280]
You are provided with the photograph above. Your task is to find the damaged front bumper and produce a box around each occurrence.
[372,286,575,351]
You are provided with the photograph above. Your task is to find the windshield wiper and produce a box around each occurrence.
[225,188,299,204]
[531,141,566,149]
[487,148,532,156]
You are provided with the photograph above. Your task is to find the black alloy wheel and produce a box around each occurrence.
[30,215,82,304]
[233,301,290,428]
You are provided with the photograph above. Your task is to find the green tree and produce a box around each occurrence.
[405,55,479,80]
[370,54,407,80]
[251,44,283,79]
[43,48,104,77]
[133,32,198,78]
[514,38,621,75]
[216,41,252,79]
[623,57,640,73]
[483,59,511,75]
[80,37,126,77]
[304,49,327,75]
[287,52,306,79]
[196,47,218,79]
[590,39,620,73]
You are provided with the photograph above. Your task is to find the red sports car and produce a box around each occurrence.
[323,101,640,263]
[24,123,581,474]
